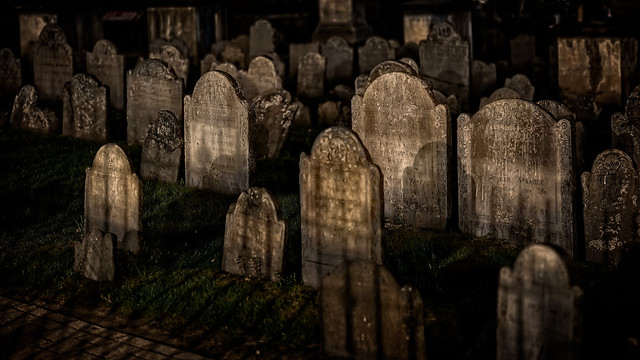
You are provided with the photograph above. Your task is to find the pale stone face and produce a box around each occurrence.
[322,36,353,85]
[253,89,298,160]
[32,24,73,105]
[62,73,108,142]
[141,110,183,183]
[86,39,125,109]
[222,187,286,282]
[297,52,326,100]
[74,230,116,282]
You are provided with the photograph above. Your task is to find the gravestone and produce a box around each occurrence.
[352,71,451,228]
[221,42,246,70]
[223,187,286,282]
[471,59,497,99]
[147,7,199,65]
[300,126,383,288]
[497,244,582,360]
[582,149,640,265]
[200,53,217,75]
[289,42,319,81]
[237,56,282,100]
[321,260,426,360]
[184,70,255,193]
[510,34,536,74]
[126,59,183,146]
[0,49,22,102]
[354,74,369,96]
[32,24,73,105]
[19,12,57,75]
[479,87,521,108]
[86,39,125,110]
[141,110,183,183]
[253,89,298,159]
[505,73,535,101]
[357,36,395,75]
[398,57,419,74]
[10,84,59,134]
[149,44,189,86]
[249,19,276,60]
[297,52,325,100]
[403,14,430,44]
[458,99,576,256]
[368,60,416,83]
[74,230,116,282]
[62,73,108,142]
[312,0,372,44]
[419,21,470,111]
[214,62,238,79]
[148,38,189,64]
[537,99,584,174]
[612,85,640,168]
[84,143,141,253]
[321,36,353,86]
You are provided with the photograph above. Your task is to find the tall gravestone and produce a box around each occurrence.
[249,19,277,60]
[223,187,286,282]
[149,44,189,86]
[184,70,255,194]
[352,69,451,229]
[84,144,141,253]
[237,56,282,100]
[126,59,183,146]
[582,149,640,265]
[321,260,426,360]
[300,126,382,289]
[458,99,576,256]
[322,36,353,86]
[297,52,326,100]
[32,24,73,106]
[253,89,298,159]
[312,0,372,44]
[289,42,319,81]
[497,244,582,360]
[86,39,125,110]
[612,85,640,168]
[10,84,59,134]
[74,230,116,282]
[0,49,22,103]
[62,73,108,142]
[357,36,394,75]
[147,7,199,65]
[141,110,183,183]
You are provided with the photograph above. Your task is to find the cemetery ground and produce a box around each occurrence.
[2,115,640,359]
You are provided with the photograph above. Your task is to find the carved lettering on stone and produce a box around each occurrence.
[62,73,108,142]
[141,110,183,183]
[86,40,125,110]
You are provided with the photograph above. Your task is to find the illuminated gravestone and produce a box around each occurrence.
[74,230,116,282]
[458,99,576,256]
[352,69,451,229]
[237,56,282,100]
[126,59,183,146]
[582,149,640,265]
[141,110,183,183]
[497,244,582,360]
[0,49,21,102]
[32,24,73,106]
[300,126,382,288]
[322,36,353,86]
[62,73,108,142]
[84,144,141,253]
[505,73,534,101]
[357,36,394,75]
[184,70,254,194]
[320,260,426,360]
[289,42,319,81]
[86,40,125,110]
[223,187,286,282]
[149,44,189,86]
[253,89,298,159]
[612,85,640,168]
[10,85,59,134]
[297,52,325,100]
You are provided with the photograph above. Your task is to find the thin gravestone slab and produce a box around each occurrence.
[297,52,326,100]
[86,39,125,110]
[0,49,22,102]
[141,110,183,183]
[612,84,640,168]
[289,42,319,81]
[74,230,116,282]
[237,56,282,100]
[32,24,73,106]
[358,36,394,75]
[253,89,298,159]
[62,73,108,142]
[322,36,353,86]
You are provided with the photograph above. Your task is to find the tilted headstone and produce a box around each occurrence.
[149,44,189,86]
[0,49,22,102]
[86,39,125,110]
[249,19,277,60]
[458,99,576,256]
[140,110,183,183]
[321,260,426,360]
[510,34,536,74]
[184,70,255,193]
[253,89,298,159]
[289,42,319,81]
[200,53,217,75]
[147,7,199,65]
[10,84,59,134]
[358,36,394,75]
[237,56,282,100]
[612,85,640,167]
[223,187,286,282]
[74,230,116,282]
[19,13,57,61]
[497,244,582,360]
[471,59,497,99]
[32,24,73,105]
[300,127,383,288]
[479,87,521,108]
[84,143,141,253]
[62,73,108,142]
[321,36,353,86]
[352,70,451,228]
[312,0,372,44]
[582,149,640,265]
[505,73,535,101]
[297,52,326,100]
[126,58,183,146]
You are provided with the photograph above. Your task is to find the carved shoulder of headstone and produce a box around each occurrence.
[310,126,369,166]
[132,58,178,80]
[92,143,133,174]
[369,60,416,83]
[36,24,67,46]
[427,21,461,43]
[93,39,117,56]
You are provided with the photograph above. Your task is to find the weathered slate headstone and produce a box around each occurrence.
[149,44,189,86]
[321,36,353,86]
[200,53,217,75]
[213,62,238,79]
[10,84,59,134]
[223,187,286,281]
[126,59,183,146]
[471,59,497,99]
[510,34,536,74]
[249,19,276,60]
[237,56,282,100]
[358,36,394,75]
[582,149,640,265]
[300,126,382,288]
[86,39,125,110]
[289,42,319,81]
[505,73,535,101]
[84,143,141,253]
[0,49,22,102]
[458,99,576,255]
[321,260,426,360]
[497,244,582,360]
[297,52,325,100]
[253,89,298,159]
[62,73,108,142]
[147,7,198,65]
[19,13,57,61]
[537,99,584,174]
[612,85,640,168]
[312,0,372,44]
[74,230,116,282]
[184,70,255,193]
[352,71,451,228]
[141,110,183,183]
[32,24,73,105]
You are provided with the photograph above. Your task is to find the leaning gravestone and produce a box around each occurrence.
[612,85,640,168]
[297,52,325,100]
[458,99,576,256]
[32,24,73,105]
[0,49,22,102]
[300,126,383,288]
[253,89,298,159]
[74,230,116,282]
[237,56,282,100]
[321,36,353,86]
[141,110,183,183]
[505,73,535,101]
[126,58,183,146]
[150,44,189,86]
[84,143,141,253]
[62,73,108,142]
[10,84,59,134]
[497,244,583,360]
[86,39,125,110]
[184,70,255,193]
[289,42,319,81]
[249,19,276,60]
[321,260,426,360]
[223,187,286,282]
[358,36,394,75]
[352,70,451,229]
[582,149,640,265]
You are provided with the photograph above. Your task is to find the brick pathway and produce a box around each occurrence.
[0,296,212,359]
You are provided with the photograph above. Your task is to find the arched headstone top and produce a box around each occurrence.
[537,100,576,122]
[368,60,417,83]
[624,84,640,121]
[36,24,67,46]
[364,71,435,108]
[193,70,247,102]
[310,126,370,166]
[591,149,635,177]
[92,39,117,56]
[511,244,572,288]
[475,99,555,129]
[234,187,281,220]
[324,36,350,49]
[131,58,178,80]
[91,143,133,174]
